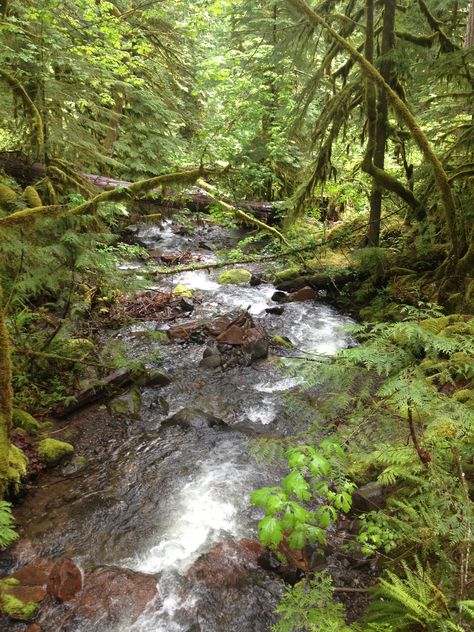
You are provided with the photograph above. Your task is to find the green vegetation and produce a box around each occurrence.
[37,438,74,466]
[217,269,252,284]
[0,0,472,628]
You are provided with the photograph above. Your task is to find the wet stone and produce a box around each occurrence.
[271,290,287,302]
[12,558,54,586]
[161,407,228,430]
[265,305,285,315]
[47,558,82,602]
[287,286,317,302]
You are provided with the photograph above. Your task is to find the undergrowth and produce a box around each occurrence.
[252,303,474,631]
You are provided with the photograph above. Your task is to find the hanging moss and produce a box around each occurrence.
[23,186,42,208]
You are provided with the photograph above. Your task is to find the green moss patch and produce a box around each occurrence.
[37,438,74,466]
[217,269,251,284]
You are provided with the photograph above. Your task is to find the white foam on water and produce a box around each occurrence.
[253,376,301,393]
[174,270,220,291]
[129,441,254,577]
[245,401,277,425]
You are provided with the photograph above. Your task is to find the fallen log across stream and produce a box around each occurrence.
[0,152,281,221]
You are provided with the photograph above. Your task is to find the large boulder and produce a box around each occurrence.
[13,558,54,586]
[287,286,317,302]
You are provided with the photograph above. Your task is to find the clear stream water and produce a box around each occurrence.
[10,220,354,632]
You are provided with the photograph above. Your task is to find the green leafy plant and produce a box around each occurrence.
[251,440,355,550]
[0,501,18,548]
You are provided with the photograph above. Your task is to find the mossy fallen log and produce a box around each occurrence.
[276,272,356,292]
[53,367,171,418]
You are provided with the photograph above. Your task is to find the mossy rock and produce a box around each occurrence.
[12,409,42,434]
[0,183,17,210]
[272,335,294,349]
[64,338,95,359]
[274,267,301,283]
[23,186,42,208]
[0,592,39,621]
[7,445,28,493]
[217,269,252,284]
[37,438,74,466]
[172,284,193,298]
[109,386,141,418]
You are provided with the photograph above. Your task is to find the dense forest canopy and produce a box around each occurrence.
[0,1,473,630]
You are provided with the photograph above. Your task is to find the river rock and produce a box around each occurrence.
[243,328,269,361]
[206,315,232,336]
[287,286,317,302]
[217,269,252,284]
[180,297,194,312]
[26,625,41,632]
[4,584,47,604]
[199,344,222,369]
[71,566,158,624]
[271,290,288,302]
[265,305,284,315]
[47,558,82,602]
[13,558,54,586]
[109,386,141,418]
[143,369,172,387]
[250,274,263,286]
[161,407,228,430]
[216,324,245,345]
[183,539,281,631]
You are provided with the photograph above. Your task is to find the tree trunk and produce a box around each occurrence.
[0,286,13,497]
[285,0,459,260]
[367,0,396,246]
[466,0,474,48]
[103,91,126,172]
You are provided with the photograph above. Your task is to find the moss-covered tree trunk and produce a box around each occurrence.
[0,286,13,498]
[367,0,396,247]
[285,0,459,260]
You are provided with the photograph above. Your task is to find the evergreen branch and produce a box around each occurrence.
[0,167,209,228]
[285,0,459,259]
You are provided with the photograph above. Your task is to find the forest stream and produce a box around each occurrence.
[1,218,362,632]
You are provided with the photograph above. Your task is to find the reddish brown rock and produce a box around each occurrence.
[168,320,206,341]
[186,539,266,588]
[206,316,232,336]
[26,625,41,632]
[216,324,245,345]
[47,558,82,602]
[287,286,317,302]
[13,558,54,586]
[73,566,157,623]
[5,584,47,603]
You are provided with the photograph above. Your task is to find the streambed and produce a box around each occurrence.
[4,219,356,631]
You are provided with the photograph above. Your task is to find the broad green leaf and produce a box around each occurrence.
[282,470,310,500]
[258,516,283,546]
